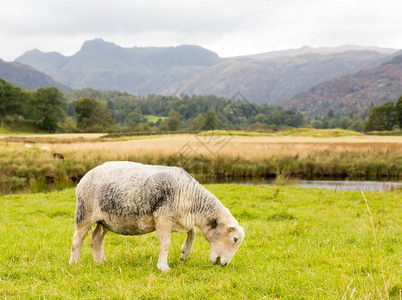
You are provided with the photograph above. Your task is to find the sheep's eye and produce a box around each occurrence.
[233,237,238,243]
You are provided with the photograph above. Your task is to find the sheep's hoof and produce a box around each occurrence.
[180,251,190,261]
[157,264,170,272]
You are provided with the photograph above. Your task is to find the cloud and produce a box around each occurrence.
[0,0,401,61]
[2,0,255,36]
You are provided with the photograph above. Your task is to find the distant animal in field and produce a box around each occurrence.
[69,161,245,271]
[24,144,34,149]
[53,153,64,160]
[41,146,51,152]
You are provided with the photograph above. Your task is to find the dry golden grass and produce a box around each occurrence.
[1,133,401,194]
[41,134,402,160]
[2,134,401,161]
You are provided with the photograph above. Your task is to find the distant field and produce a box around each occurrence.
[0,185,400,298]
[0,131,401,194]
[144,115,167,122]
[199,128,366,137]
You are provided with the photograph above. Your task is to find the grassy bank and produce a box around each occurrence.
[198,128,366,137]
[0,133,401,194]
[0,120,47,134]
[0,185,400,298]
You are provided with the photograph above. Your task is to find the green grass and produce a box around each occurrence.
[1,185,400,298]
[144,115,167,123]
[0,120,48,134]
[368,131,402,136]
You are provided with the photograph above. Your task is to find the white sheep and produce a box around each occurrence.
[69,161,244,271]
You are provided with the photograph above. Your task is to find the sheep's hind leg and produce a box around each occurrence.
[90,223,108,263]
[69,221,92,264]
[155,216,173,272]
[180,227,196,261]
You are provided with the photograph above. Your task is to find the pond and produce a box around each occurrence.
[201,178,402,192]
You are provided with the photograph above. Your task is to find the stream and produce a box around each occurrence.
[202,178,402,192]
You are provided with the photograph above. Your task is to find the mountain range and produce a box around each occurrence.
[16,39,221,94]
[1,38,401,116]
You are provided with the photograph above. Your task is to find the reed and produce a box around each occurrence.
[0,133,401,194]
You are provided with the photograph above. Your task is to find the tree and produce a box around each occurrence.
[61,116,77,133]
[67,101,76,117]
[202,110,221,130]
[157,110,181,131]
[125,112,147,127]
[364,102,397,131]
[75,97,116,132]
[165,110,181,131]
[0,79,26,125]
[191,113,205,131]
[396,95,402,129]
[253,113,268,124]
[75,97,97,126]
[32,87,66,131]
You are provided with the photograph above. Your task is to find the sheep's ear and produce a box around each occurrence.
[228,223,237,231]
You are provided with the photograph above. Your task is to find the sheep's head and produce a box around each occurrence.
[202,219,245,266]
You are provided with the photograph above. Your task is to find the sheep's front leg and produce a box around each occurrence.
[155,217,173,272]
[180,227,196,261]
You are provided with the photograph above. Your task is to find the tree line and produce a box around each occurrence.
[364,98,402,131]
[1,79,401,133]
[66,90,306,132]
[0,79,65,131]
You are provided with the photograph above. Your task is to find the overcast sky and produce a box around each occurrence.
[1,0,401,61]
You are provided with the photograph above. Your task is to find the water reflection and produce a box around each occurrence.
[295,180,402,192]
[200,178,402,192]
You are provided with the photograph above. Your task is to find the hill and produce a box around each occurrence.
[279,53,402,117]
[16,39,398,104]
[0,58,70,91]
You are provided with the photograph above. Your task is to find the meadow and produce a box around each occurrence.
[0,184,401,298]
[0,130,401,194]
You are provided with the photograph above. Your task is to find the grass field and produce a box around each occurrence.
[144,115,167,123]
[0,184,401,298]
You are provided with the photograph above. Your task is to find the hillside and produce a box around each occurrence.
[16,39,398,104]
[0,59,70,91]
[279,53,402,117]
[164,50,394,104]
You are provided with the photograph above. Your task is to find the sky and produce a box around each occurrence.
[1,0,401,61]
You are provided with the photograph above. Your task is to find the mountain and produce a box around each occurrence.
[16,39,399,105]
[16,39,222,93]
[279,53,402,117]
[162,49,396,104]
[235,45,397,61]
[0,58,70,91]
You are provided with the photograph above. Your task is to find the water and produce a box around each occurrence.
[294,180,402,192]
[201,178,402,192]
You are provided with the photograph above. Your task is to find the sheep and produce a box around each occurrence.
[53,153,64,160]
[69,161,244,271]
